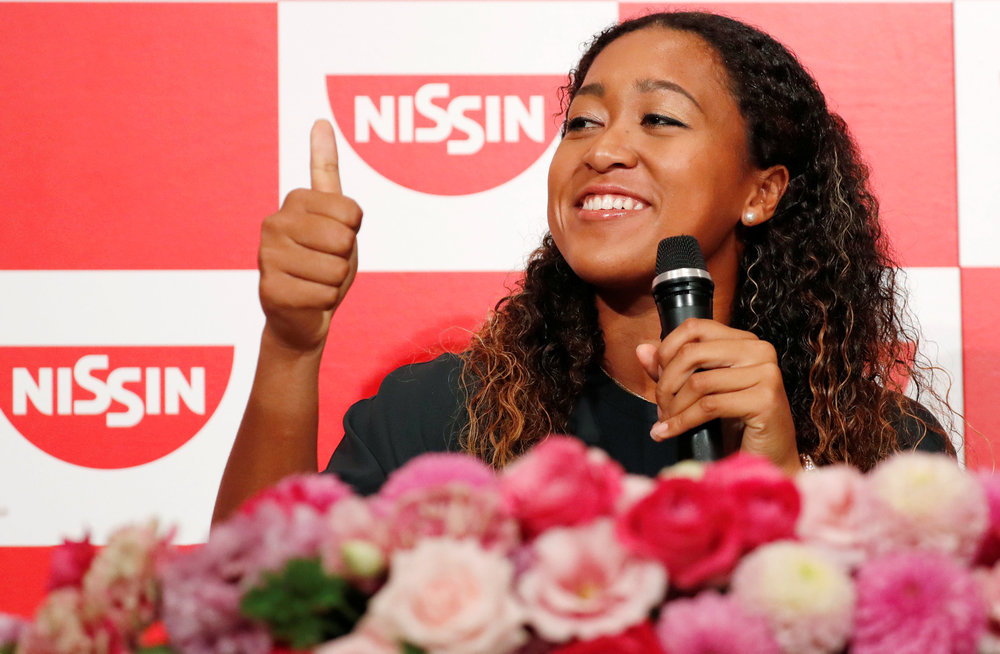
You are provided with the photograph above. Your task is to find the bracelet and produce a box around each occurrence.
[799,453,816,471]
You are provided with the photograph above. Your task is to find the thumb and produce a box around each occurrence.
[310,119,342,194]
[635,343,660,381]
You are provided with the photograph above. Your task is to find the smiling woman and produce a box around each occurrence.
[214,11,952,520]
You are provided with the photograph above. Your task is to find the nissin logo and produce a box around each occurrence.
[327,75,564,195]
[0,346,233,469]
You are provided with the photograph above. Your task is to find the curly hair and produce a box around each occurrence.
[459,11,951,470]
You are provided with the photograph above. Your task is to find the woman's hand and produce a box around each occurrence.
[258,119,363,354]
[635,318,801,474]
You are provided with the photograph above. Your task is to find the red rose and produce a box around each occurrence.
[703,453,800,549]
[47,533,97,591]
[616,476,741,590]
[552,622,665,654]
[501,436,623,539]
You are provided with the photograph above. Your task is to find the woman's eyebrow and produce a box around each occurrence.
[636,78,703,112]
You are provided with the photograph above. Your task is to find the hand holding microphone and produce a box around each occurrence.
[258,120,363,354]
[636,236,801,472]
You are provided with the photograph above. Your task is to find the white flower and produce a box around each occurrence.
[366,538,526,654]
[731,541,854,654]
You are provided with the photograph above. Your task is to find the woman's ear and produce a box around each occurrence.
[740,165,789,226]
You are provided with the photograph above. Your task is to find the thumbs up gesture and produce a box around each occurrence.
[258,120,363,353]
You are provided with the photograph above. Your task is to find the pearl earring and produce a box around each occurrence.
[743,211,756,225]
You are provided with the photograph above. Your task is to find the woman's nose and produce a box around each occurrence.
[583,122,639,172]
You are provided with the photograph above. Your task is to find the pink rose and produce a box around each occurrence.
[616,476,741,590]
[795,464,874,569]
[47,533,97,591]
[501,436,623,538]
[517,519,667,642]
[375,452,497,511]
[551,623,665,654]
[314,625,396,654]
[366,538,527,654]
[703,453,800,549]
[239,473,354,518]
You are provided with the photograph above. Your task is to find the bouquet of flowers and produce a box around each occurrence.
[6,435,1000,654]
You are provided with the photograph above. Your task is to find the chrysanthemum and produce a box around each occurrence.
[853,551,985,654]
[867,452,987,562]
[731,541,854,654]
[655,591,779,654]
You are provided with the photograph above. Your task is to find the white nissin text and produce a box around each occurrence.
[11,354,205,428]
[354,83,545,155]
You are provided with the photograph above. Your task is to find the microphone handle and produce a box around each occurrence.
[653,279,722,462]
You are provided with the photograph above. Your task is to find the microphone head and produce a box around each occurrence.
[656,236,707,275]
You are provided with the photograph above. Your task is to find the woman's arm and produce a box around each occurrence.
[212,120,362,524]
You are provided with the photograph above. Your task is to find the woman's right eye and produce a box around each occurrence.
[564,116,597,132]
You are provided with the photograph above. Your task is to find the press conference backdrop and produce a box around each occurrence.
[2,0,998,615]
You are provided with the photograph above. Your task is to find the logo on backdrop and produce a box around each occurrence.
[327,75,565,196]
[0,346,233,469]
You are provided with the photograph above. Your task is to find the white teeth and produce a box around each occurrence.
[581,194,645,211]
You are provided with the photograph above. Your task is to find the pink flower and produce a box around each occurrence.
[376,452,497,509]
[0,613,29,648]
[551,622,665,654]
[616,475,741,590]
[796,464,874,569]
[731,542,854,654]
[239,473,354,518]
[853,551,985,654]
[655,591,779,654]
[976,471,1000,566]
[162,510,299,654]
[47,533,97,591]
[81,520,172,638]
[614,474,656,514]
[314,624,396,654]
[703,453,800,549]
[17,588,126,654]
[384,483,520,554]
[867,452,988,562]
[517,519,667,642]
[320,497,389,581]
[366,537,527,654]
[501,436,623,539]
[975,563,1000,653]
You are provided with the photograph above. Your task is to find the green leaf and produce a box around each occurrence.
[401,643,427,654]
[135,647,180,654]
[1,645,15,654]
[240,557,369,649]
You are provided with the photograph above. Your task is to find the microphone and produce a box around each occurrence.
[652,236,722,461]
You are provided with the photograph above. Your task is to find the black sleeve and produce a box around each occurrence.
[322,353,467,495]
[894,396,953,455]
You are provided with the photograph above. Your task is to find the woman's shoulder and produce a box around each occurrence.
[891,394,952,455]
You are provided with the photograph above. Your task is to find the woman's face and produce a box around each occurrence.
[547,27,761,291]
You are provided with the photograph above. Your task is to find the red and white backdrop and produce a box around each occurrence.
[1,0,998,615]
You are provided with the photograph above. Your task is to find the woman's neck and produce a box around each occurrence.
[595,243,739,401]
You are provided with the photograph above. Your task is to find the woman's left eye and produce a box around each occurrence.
[641,113,687,128]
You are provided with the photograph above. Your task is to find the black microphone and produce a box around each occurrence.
[652,236,723,461]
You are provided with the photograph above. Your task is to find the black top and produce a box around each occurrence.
[323,353,949,494]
